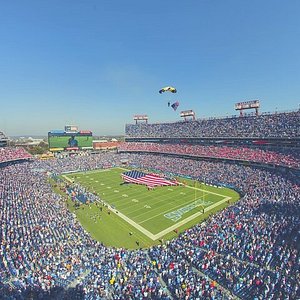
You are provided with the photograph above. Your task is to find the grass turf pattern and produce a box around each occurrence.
[65,168,240,249]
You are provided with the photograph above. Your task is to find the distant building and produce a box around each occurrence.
[0,131,9,147]
[16,137,46,146]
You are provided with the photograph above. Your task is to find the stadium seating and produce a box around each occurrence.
[0,147,32,163]
[118,142,300,169]
[125,110,300,138]
[0,115,299,299]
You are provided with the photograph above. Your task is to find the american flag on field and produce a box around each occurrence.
[122,170,178,187]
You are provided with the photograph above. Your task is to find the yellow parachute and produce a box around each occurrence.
[159,86,177,94]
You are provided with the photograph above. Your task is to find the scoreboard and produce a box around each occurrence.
[48,129,93,151]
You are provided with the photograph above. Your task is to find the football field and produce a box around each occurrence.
[64,168,240,248]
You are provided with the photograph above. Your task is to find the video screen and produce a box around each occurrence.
[48,133,93,150]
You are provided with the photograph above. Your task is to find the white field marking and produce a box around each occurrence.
[104,196,129,205]
[71,169,111,175]
[70,169,234,239]
[134,188,215,221]
[95,196,231,240]
[122,190,187,218]
[119,186,183,214]
[118,167,130,171]
[100,183,105,186]
[164,198,214,222]
[116,194,151,209]
[116,200,141,211]
[118,182,225,208]
[114,190,119,193]
[152,196,231,239]
[95,181,99,183]
[185,184,228,198]
[106,186,111,189]
[138,193,212,224]
[62,175,73,183]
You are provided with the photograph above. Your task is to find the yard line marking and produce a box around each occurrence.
[96,196,231,240]
[185,184,227,198]
[132,188,212,221]
[152,197,231,239]
[62,175,73,183]
[69,169,111,175]
[95,200,157,240]
[138,193,212,224]
[66,168,235,240]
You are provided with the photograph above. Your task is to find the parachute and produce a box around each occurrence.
[159,86,177,94]
[159,86,178,110]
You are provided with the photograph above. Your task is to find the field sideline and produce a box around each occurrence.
[63,167,240,249]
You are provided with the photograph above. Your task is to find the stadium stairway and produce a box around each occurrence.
[67,268,91,289]
[145,253,174,300]
[192,267,237,300]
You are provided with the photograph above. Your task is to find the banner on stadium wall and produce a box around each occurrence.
[49,148,64,152]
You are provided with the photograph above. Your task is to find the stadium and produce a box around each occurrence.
[0,108,299,299]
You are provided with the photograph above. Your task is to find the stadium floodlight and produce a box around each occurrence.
[133,115,148,124]
[180,110,196,121]
[235,100,260,117]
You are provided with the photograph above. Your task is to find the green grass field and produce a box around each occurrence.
[63,168,240,249]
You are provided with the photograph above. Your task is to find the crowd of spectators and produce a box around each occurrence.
[0,150,298,299]
[0,147,32,163]
[35,151,122,174]
[125,111,300,138]
[118,142,300,169]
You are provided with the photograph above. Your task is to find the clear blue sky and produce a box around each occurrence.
[1,0,300,136]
